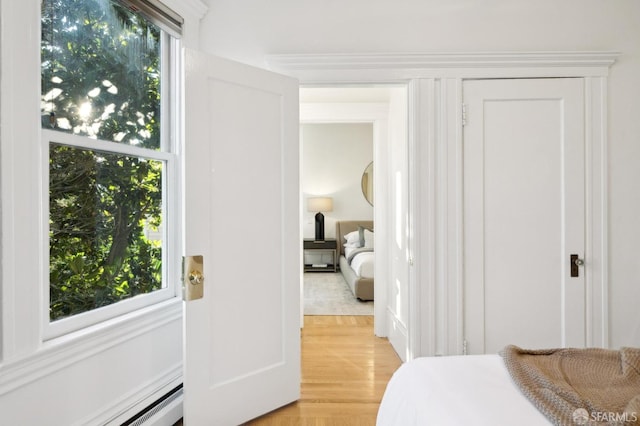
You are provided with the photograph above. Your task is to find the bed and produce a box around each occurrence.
[377,346,640,426]
[336,220,374,301]
[377,354,551,425]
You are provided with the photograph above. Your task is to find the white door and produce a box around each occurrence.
[183,49,300,425]
[463,78,586,354]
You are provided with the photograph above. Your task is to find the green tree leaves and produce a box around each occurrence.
[43,0,165,321]
[42,0,161,148]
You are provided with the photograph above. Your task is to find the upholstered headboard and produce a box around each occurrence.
[335,220,374,257]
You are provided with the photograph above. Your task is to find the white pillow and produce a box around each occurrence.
[364,229,374,248]
[344,230,361,246]
[344,246,357,259]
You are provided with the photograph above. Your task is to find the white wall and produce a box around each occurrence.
[200,0,640,349]
[301,123,373,240]
[200,0,638,67]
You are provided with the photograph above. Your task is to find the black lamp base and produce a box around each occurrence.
[314,212,325,241]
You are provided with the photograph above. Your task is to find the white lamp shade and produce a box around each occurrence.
[307,197,333,212]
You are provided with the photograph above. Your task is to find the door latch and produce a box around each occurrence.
[183,255,204,301]
[570,254,584,278]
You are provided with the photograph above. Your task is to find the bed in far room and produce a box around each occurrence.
[336,220,374,301]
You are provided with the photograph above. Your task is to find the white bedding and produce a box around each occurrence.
[349,251,374,278]
[377,354,551,426]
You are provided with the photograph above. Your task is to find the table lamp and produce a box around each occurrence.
[307,197,333,241]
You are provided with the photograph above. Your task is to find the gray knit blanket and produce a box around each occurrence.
[501,345,640,426]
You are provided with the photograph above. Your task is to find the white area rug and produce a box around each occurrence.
[304,272,374,315]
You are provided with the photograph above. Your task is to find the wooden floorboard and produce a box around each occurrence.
[245,315,402,425]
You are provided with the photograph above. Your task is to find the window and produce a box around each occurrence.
[41,0,180,335]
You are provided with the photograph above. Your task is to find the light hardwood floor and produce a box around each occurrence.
[174,315,401,425]
[246,315,402,425]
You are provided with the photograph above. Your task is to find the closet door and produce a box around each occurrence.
[463,78,586,354]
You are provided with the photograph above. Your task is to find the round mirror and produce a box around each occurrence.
[361,161,373,206]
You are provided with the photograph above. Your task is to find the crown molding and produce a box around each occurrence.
[268,51,619,70]
[267,51,620,82]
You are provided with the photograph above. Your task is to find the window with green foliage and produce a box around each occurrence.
[41,0,178,324]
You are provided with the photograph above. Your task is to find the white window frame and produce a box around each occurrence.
[41,28,182,340]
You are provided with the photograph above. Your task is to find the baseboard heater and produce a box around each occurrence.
[122,384,183,426]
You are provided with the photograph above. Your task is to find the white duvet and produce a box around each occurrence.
[377,354,551,425]
[348,250,374,278]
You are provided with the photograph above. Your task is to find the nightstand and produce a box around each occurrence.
[303,239,337,272]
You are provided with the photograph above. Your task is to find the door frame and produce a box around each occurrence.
[267,51,618,357]
[452,75,610,354]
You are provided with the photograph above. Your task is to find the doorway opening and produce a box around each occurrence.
[299,85,410,360]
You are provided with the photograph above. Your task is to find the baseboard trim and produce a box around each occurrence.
[386,307,408,362]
